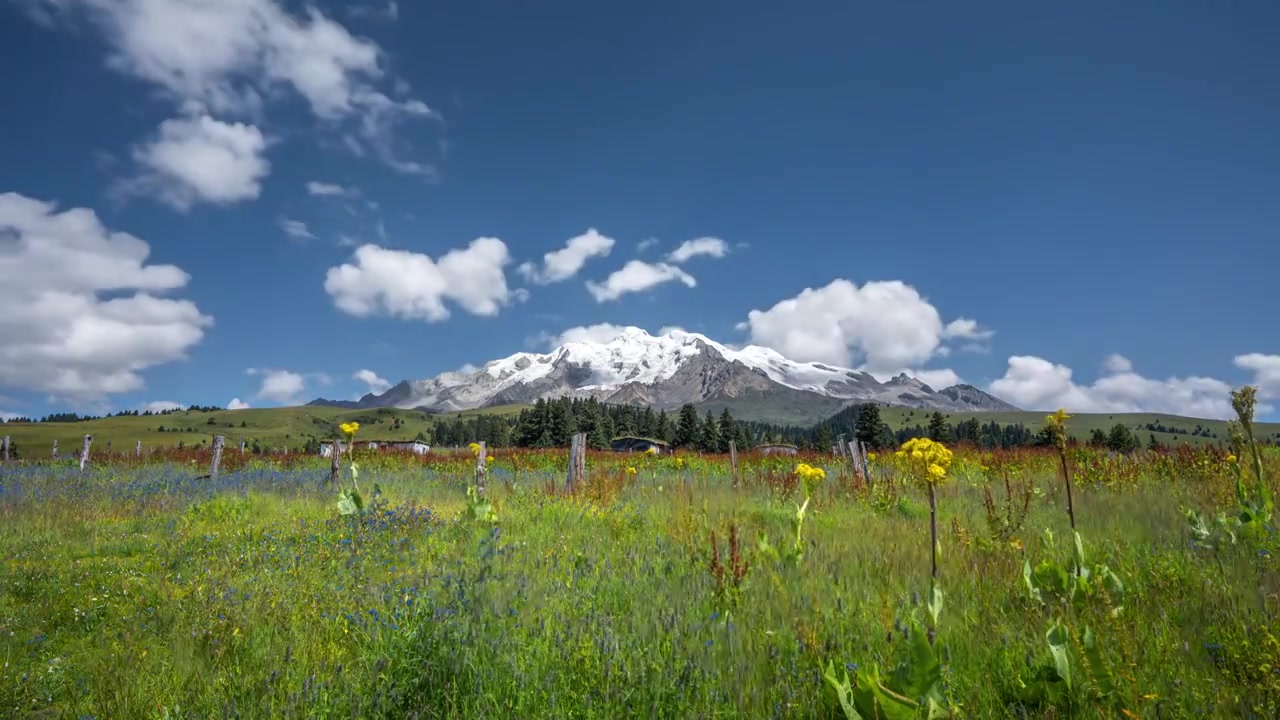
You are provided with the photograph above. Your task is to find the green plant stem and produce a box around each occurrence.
[927,481,938,647]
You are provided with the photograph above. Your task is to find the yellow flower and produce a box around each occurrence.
[897,437,953,485]
[339,421,360,438]
[645,446,658,455]
[1043,408,1070,449]
[468,442,482,457]
[625,466,637,475]
[866,452,877,461]
[794,462,827,497]
[1226,454,1238,464]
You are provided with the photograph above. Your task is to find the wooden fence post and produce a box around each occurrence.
[565,433,578,493]
[135,440,142,458]
[728,440,739,488]
[79,435,93,472]
[51,439,57,460]
[565,433,586,493]
[2,435,8,462]
[210,435,225,480]
[474,441,487,496]
[240,440,246,455]
[330,441,341,488]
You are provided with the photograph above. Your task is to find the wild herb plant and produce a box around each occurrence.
[1186,386,1275,550]
[757,461,825,566]
[707,523,750,618]
[979,456,1033,545]
[336,421,364,515]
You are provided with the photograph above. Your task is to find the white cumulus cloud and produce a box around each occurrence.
[307,181,357,197]
[30,0,435,174]
[986,355,1248,419]
[325,238,516,321]
[666,236,728,263]
[126,113,270,210]
[278,217,315,240]
[247,368,315,404]
[518,228,615,285]
[740,279,972,373]
[143,400,183,413]
[353,368,391,394]
[1234,353,1280,400]
[585,261,696,302]
[0,192,213,401]
[227,398,251,410]
[550,323,631,347]
[1102,353,1133,374]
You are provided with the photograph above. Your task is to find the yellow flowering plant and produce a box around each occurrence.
[336,421,364,515]
[760,462,826,568]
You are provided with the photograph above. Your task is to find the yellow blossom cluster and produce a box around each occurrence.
[625,466,638,476]
[894,436,953,485]
[1043,408,1070,450]
[339,421,360,438]
[468,442,483,457]
[794,462,827,497]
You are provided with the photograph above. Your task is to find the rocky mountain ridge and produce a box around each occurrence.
[308,327,1018,423]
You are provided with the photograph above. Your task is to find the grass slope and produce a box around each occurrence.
[0,404,528,456]
[3,402,1277,455]
[880,407,1280,446]
[2,450,1278,716]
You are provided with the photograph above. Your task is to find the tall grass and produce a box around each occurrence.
[1,442,1278,718]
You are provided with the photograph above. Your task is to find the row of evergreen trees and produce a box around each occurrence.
[429,397,766,452]
[422,399,1246,453]
[1,405,211,425]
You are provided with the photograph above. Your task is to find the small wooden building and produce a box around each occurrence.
[610,436,670,454]
[757,443,799,456]
[320,439,430,457]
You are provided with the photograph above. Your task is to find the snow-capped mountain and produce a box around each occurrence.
[309,327,1017,424]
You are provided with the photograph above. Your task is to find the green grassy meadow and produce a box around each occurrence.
[2,442,1279,718]
[2,403,1275,456]
[0,404,531,455]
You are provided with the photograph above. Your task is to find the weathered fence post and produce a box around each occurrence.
[474,440,487,496]
[2,435,8,462]
[135,440,142,458]
[210,435,225,480]
[565,433,578,493]
[565,433,586,493]
[728,440,739,488]
[240,440,246,455]
[849,440,871,487]
[79,435,93,472]
[51,439,58,460]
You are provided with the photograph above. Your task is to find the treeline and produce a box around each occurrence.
[1,406,212,424]
[429,397,771,451]
[421,399,1067,452]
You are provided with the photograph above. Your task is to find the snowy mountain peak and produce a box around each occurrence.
[310,326,1019,422]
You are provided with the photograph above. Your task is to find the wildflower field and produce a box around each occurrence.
[2,394,1279,719]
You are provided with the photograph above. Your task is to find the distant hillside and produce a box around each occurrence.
[0,404,526,457]
[874,407,1280,447]
[1,402,1275,458]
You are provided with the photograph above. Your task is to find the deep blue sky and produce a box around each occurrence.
[1,0,1277,420]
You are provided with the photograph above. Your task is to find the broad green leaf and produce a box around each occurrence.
[927,584,944,628]
[1045,621,1072,692]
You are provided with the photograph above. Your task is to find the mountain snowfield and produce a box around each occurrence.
[310,327,1018,423]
